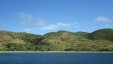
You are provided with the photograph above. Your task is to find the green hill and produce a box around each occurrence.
[0,30,42,51]
[89,28,113,42]
[0,29,113,51]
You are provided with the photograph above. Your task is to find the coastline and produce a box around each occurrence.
[0,51,113,53]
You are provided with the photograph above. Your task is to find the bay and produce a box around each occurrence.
[0,53,113,64]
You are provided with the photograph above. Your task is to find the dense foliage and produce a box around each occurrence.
[0,29,113,51]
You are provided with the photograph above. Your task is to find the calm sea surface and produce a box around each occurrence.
[0,53,113,64]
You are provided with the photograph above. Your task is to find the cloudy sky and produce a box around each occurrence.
[0,0,113,34]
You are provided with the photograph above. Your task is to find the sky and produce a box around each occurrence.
[0,0,113,34]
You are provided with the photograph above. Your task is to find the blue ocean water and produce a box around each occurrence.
[0,53,113,64]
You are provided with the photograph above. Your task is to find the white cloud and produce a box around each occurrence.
[43,25,57,30]
[19,12,48,28]
[35,20,48,27]
[19,12,32,23]
[19,12,76,30]
[43,22,72,30]
[57,22,71,26]
[96,16,112,23]
[24,28,32,31]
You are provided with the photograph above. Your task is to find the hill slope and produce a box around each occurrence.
[0,29,113,51]
[89,29,113,42]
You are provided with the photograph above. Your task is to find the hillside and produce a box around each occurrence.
[89,29,113,42]
[0,29,113,51]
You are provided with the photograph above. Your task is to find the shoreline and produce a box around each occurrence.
[0,51,113,53]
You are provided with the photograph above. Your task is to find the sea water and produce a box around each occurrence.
[0,53,113,64]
